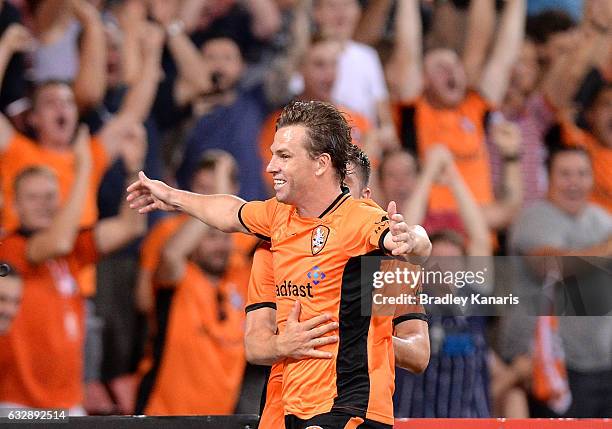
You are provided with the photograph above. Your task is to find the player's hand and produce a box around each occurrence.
[126,171,178,213]
[276,300,339,360]
[387,201,416,256]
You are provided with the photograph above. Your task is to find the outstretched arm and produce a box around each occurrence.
[126,172,248,233]
[479,0,526,106]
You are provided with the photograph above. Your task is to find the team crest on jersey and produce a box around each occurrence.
[311,225,330,255]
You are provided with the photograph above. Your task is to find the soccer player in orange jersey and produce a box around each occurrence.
[247,147,430,429]
[126,101,432,428]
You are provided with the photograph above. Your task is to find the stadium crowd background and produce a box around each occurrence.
[0,0,610,420]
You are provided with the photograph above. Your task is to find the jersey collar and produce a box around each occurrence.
[318,186,350,218]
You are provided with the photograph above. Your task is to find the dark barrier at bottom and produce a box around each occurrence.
[3,416,612,428]
[0,415,260,428]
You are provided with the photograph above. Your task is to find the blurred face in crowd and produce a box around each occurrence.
[344,160,371,199]
[427,235,467,282]
[301,40,341,102]
[267,125,319,205]
[538,29,577,72]
[201,38,244,92]
[190,166,239,195]
[548,151,593,216]
[379,151,418,208]
[15,171,60,231]
[586,87,612,148]
[0,275,22,335]
[192,227,232,277]
[191,168,218,195]
[30,83,79,148]
[503,40,540,116]
[424,49,467,108]
[431,238,464,258]
[314,0,360,41]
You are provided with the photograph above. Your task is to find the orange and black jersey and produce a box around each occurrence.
[240,190,412,425]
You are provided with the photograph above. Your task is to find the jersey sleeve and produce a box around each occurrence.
[345,202,390,255]
[245,242,276,313]
[238,198,278,241]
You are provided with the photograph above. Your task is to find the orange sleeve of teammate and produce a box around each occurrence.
[245,242,276,313]
[345,203,391,256]
[238,198,278,241]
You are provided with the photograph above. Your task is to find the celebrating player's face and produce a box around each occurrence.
[267,125,318,204]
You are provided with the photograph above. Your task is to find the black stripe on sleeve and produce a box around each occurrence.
[238,203,252,233]
[377,228,390,253]
[245,302,277,314]
[238,203,271,242]
[393,313,430,327]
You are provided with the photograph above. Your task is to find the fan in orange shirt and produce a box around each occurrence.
[258,35,374,195]
[387,0,525,229]
[558,85,612,213]
[0,127,145,412]
[0,24,163,296]
[126,101,432,428]
[134,217,249,415]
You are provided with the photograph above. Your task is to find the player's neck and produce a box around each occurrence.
[294,183,345,218]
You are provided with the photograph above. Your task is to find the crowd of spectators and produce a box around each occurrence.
[0,0,610,419]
